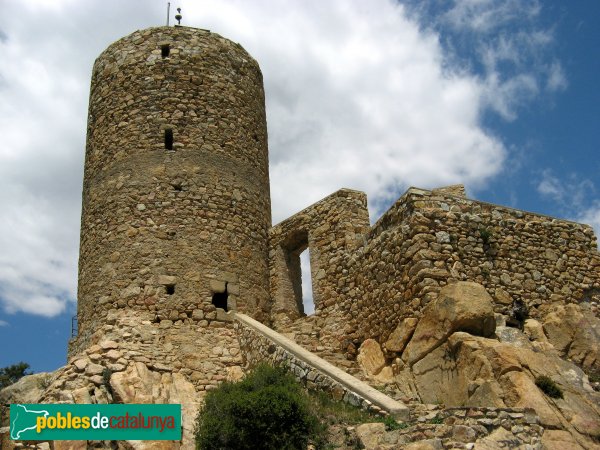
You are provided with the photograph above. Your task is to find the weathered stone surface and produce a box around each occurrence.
[53,441,87,450]
[404,439,443,450]
[500,370,562,428]
[85,363,104,376]
[0,427,12,450]
[373,366,394,384]
[540,429,585,450]
[543,303,600,373]
[524,318,548,342]
[226,366,244,382]
[416,330,600,443]
[110,362,199,448]
[357,339,386,376]
[403,282,496,365]
[0,372,51,405]
[73,358,89,371]
[473,427,520,450]
[384,317,418,353]
[355,422,386,449]
[100,340,119,350]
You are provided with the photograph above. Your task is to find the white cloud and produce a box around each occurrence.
[537,169,595,209]
[547,60,568,92]
[403,0,565,121]
[0,0,566,317]
[443,0,541,34]
[578,204,600,243]
[537,170,564,202]
[537,169,599,241]
[0,320,8,327]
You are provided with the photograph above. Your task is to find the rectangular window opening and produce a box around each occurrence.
[212,283,229,311]
[161,44,170,58]
[165,129,174,150]
[299,248,315,316]
[165,284,175,295]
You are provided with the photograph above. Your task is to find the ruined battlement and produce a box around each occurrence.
[272,184,599,348]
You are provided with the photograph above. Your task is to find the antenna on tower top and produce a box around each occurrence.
[166,2,171,26]
[175,7,182,26]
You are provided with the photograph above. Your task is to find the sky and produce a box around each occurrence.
[0,0,598,373]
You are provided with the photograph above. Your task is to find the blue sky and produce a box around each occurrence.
[0,0,598,373]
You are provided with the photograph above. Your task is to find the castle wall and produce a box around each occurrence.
[340,187,600,348]
[268,189,370,327]
[72,26,271,354]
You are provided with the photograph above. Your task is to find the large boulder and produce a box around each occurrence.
[384,317,418,353]
[110,362,199,449]
[357,339,386,377]
[0,372,53,405]
[402,282,496,365]
[0,372,54,428]
[543,303,600,373]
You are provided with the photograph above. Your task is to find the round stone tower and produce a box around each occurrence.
[73,26,271,351]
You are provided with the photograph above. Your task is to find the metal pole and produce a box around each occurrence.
[167,2,171,26]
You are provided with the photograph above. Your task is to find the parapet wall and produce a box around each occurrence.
[339,187,600,347]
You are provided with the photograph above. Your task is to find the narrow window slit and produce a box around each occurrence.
[165,129,173,150]
[161,44,170,58]
[212,283,228,311]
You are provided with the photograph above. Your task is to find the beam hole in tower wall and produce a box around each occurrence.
[212,283,228,311]
[164,129,173,150]
[161,44,170,58]
[165,284,175,295]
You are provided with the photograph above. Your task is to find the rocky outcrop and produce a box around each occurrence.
[0,372,51,405]
[402,282,496,365]
[354,281,600,448]
[543,303,600,374]
[0,372,53,430]
[407,329,600,447]
[110,362,199,449]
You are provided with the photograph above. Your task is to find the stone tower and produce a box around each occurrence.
[72,26,271,353]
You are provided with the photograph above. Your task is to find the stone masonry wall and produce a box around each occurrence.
[73,26,272,355]
[338,187,600,350]
[268,189,370,327]
[67,310,243,395]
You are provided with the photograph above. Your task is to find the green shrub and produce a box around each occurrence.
[429,415,444,424]
[479,228,493,245]
[379,415,407,431]
[535,375,563,399]
[0,362,32,389]
[195,364,321,450]
[308,390,374,426]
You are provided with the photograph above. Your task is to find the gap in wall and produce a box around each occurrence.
[299,248,315,315]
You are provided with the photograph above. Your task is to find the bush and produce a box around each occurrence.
[0,362,32,389]
[195,364,321,450]
[379,415,407,431]
[535,375,563,399]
